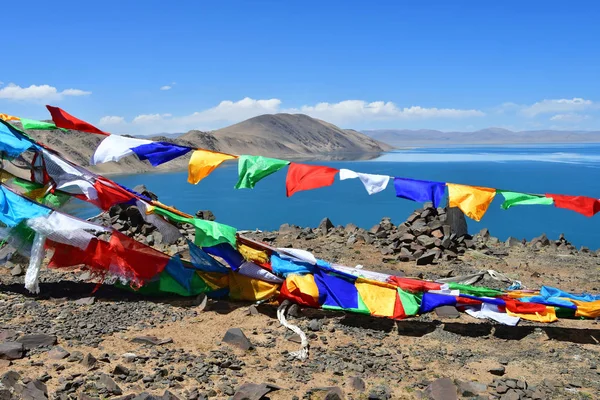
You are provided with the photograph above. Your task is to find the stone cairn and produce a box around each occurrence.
[346,202,476,265]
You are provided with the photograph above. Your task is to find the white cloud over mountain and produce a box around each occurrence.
[0,83,91,101]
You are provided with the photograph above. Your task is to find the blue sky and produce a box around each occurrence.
[1,1,599,135]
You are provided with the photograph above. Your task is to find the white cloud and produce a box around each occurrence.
[99,116,125,125]
[106,97,486,135]
[0,83,91,101]
[521,98,595,117]
[160,85,172,91]
[549,113,591,123]
[286,100,484,124]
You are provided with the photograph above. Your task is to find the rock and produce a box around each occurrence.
[99,373,123,395]
[195,210,215,221]
[133,184,158,201]
[122,353,137,362]
[417,235,437,249]
[0,329,18,342]
[279,223,298,234]
[222,328,253,351]
[125,206,145,227]
[80,353,97,368]
[308,387,343,400]
[232,383,272,400]
[48,347,70,360]
[10,264,23,276]
[416,250,438,265]
[0,342,23,360]
[19,380,48,400]
[446,207,468,237]
[74,297,95,306]
[488,366,506,376]
[500,389,520,400]
[131,336,173,346]
[245,305,259,316]
[17,334,57,350]
[434,306,460,318]
[309,319,322,332]
[318,218,334,234]
[1,371,20,388]
[505,237,521,247]
[457,381,487,396]
[495,384,509,394]
[345,223,358,233]
[113,364,130,376]
[425,378,458,400]
[530,233,550,247]
[349,376,365,392]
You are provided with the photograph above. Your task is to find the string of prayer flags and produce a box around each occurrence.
[393,177,446,208]
[235,155,290,189]
[339,169,390,195]
[285,163,338,197]
[0,119,35,158]
[498,191,554,210]
[546,194,600,217]
[188,150,237,184]
[447,183,496,221]
[46,105,108,135]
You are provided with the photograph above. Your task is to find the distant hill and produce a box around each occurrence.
[363,128,600,146]
[181,113,393,156]
[17,114,391,175]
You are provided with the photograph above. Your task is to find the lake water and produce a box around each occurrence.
[68,144,600,249]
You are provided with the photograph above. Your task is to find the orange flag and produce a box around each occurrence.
[447,183,496,221]
[0,113,19,121]
[187,150,237,184]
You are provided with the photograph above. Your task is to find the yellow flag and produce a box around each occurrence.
[238,243,269,264]
[187,150,237,184]
[506,306,557,323]
[0,113,19,121]
[355,278,397,317]
[447,183,496,221]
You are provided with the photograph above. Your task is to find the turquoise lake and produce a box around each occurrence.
[68,144,600,250]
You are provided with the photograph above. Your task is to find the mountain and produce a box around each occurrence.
[180,113,393,156]
[17,114,391,175]
[362,128,600,146]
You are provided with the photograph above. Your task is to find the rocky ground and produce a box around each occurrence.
[0,203,599,400]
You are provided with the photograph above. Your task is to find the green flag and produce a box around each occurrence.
[234,155,290,189]
[498,190,553,210]
[10,178,71,208]
[447,282,503,297]
[152,206,237,248]
[20,118,57,130]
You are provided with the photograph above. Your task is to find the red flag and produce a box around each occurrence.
[46,105,108,135]
[285,163,338,197]
[388,276,442,293]
[546,193,600,217]
[75,177,137,210]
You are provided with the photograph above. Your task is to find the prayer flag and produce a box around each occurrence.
[46,106,108,135]
[130,142,192,167]
[498,191,553,210]
[188,150,237,184]
[285,163,338,197]
[393,177,445,208]
[0,186,51,227]
[279,274,320,307]
[203,243,245,270]
[339,169,390,195]
[447,183,496,221]
[187,240,229,274]
[235,155,289,189]
[164,255,195,291]
[91,135,153,165]
[20,118,60,131]
[0,119,34,158]
[314,269,360,309]
[355,278,397,317]
[546,193,600,217]
[0,113,19,121]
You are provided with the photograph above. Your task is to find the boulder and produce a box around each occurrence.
[445,207,468,237]
[425,378,458,400]
[417,250,438,266]
[318,218,334,234]
[16,334,57,350]
[195,210,215,221]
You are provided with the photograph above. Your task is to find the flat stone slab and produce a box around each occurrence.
[222,328,253,351]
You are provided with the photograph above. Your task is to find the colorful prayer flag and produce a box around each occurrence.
[46,106,108,135]
[447,183,496,221]
[131,142,192,167]
[285,163,338,197]
[498,190,553,210]
[20,118,60,131]
[339,169,390,195]
[0,113,19,121]
[91,135,153,165]
[235,155,289,189]
[393,177,446,208]
[0,119,34,158]
[546,193,600,217]
[188,150,237,184]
